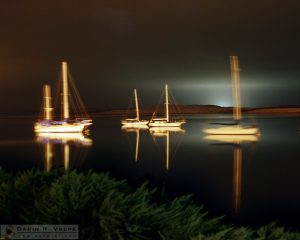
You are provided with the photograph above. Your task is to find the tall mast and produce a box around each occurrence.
[43,84,53,120]
[230,56,241,121]
[62,61,69,120]
[134,89,140,121]
[165,84,169,122]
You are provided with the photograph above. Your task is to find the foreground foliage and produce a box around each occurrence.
[0,168,299,239]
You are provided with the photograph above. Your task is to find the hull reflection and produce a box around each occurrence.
[150,126,185,137]
[121,125,149,131]
[36,132,92,146]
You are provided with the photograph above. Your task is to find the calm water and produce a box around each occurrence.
[1,115,300,229]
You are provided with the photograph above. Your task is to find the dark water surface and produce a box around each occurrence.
[1,115,300,229]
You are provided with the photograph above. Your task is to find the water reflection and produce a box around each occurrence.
[233,147,242,213]
[36,132,93,146]
[121,125,149,162]
[44,142,53,172]
[204,134,259,213]
[150,127,185,170]
[36,132,92,171]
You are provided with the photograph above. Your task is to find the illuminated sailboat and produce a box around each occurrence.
[121,89,149,127]
[34,62,92,133]
[149,84,185,127]
[203,56,259,135]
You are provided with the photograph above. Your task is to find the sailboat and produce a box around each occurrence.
[149,84,185,127]
[203,56,259,135]
[34,62,92,133]
[121,89,149,127]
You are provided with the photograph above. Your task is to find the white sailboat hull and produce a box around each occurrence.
[149,120,185,127]
[34,122,91,133]
[203,125,259,135]
[121,120,149,127]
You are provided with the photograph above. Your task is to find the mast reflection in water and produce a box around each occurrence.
[35,132,92,171]
[150,127,185,170]
[121,125,149,162]
[204,134,259,214]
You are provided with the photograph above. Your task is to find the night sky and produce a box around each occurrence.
[0,0,300,113]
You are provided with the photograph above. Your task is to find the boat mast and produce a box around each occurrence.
[62,61,69,120]
[230,56,241,122]
[43,84,53,121]
[134,89,140,121]
[165,84,169,122]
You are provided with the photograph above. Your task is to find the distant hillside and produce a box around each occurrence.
[91,105,300,116]
[246,107,300,114]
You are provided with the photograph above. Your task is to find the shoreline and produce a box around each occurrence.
[90,105,300,117]
[0,105,300,118]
